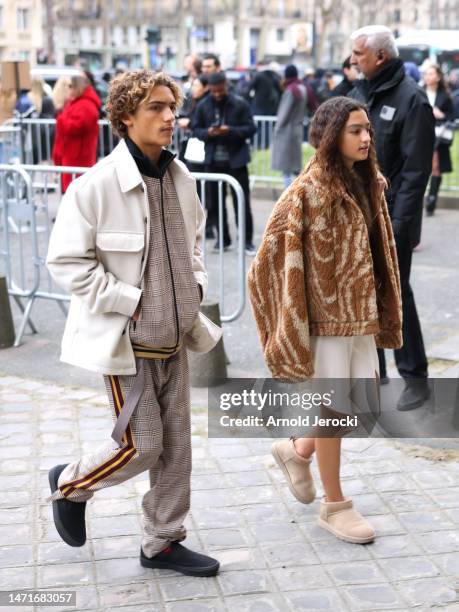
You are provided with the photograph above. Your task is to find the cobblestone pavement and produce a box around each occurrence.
[0,373,458,612]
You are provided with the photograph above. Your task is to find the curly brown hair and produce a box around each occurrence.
[106,69,183,138]
[309,96,382,220]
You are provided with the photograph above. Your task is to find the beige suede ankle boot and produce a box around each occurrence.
[271,438,316,504]
[318,498,375,544]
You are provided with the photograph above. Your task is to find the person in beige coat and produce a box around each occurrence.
[46,69,221,577]
[248,96,402,544]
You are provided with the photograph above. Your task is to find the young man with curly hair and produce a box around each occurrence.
[46,69,222,576]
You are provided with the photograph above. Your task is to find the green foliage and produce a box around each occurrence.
[249,138,459,193]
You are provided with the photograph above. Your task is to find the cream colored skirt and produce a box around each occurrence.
[309,335,380,416]
[310,335,380,379]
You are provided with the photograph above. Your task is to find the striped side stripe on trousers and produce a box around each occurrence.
[59,375,136,498]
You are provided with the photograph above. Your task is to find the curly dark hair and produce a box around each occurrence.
[106,69,183,138]
[309,96,382,220]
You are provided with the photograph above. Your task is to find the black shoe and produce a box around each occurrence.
[140,542,219,577]
[245,243,257,256]
[396,380,431,412]
[212,239,232,253]
[205,227,215,239]
[425,193,437,216]
[48,464,86,547]
[379,376,389,386]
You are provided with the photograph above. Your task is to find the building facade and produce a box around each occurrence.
[0,0,42,63]
[42,1,317,70]
[40,0,459,71]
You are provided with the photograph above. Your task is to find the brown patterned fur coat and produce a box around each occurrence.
[248,157,402,381]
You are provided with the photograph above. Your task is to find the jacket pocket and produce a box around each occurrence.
[96,231,144,252]
[96,231,145,287]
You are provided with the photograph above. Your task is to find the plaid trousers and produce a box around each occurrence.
[48,349,191,557]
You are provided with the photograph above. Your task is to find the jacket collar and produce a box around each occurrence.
[111,139,144,192]
[301,157,348,204]
[125,137,176,179]
[366,58,405,96]
[354,59,405,100]
[111,139,195,196]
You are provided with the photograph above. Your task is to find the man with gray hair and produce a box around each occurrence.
[349,25,435,411]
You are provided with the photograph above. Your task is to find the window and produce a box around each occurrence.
[276,28,285,42]
[0,6,3,28]
[121,0,128,16]
[71,27,78,44]
[250,28,260,47]
[90,27,96,44]
[394,9,401,23]
[17,7,30,30]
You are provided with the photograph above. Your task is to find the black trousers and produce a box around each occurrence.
[378,237,428,379]
[205,164,254,246]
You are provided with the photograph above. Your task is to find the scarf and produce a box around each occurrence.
[367,58,404,96]
[284,77,303,100]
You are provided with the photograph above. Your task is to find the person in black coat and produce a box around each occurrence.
[192,72,257,253]
[332,56,359,97]
[423,65,455,216]
[249,62,282,149]
[250,63,282,115]
[349,25,435,411]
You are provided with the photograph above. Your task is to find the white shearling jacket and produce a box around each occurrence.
[46,139,222,375]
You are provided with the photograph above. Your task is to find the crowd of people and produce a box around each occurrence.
[174,47,458,248]
[1,45,457,220]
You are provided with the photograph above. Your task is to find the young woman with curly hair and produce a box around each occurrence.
[248,96,402,543]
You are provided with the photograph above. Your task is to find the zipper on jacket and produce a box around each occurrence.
[159,176,180,348]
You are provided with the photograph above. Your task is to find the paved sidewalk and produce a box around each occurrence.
[1,372,458,611]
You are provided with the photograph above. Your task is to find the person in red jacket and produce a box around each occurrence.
[52,74,101,192]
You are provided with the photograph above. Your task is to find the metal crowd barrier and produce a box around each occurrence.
[2,116,285,186]
[0,164,245,346]
[0,126,22,164]
[3,115,458,189]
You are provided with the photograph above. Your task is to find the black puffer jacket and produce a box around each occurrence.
[350,59,435,248]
